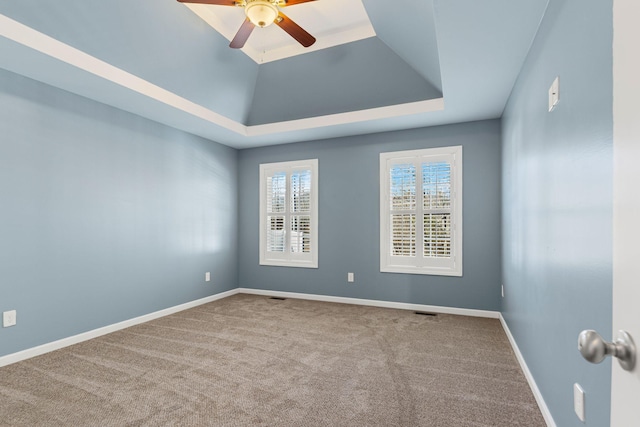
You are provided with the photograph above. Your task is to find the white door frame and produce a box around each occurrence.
[611,0,640,425]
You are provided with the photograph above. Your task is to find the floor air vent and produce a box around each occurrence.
[415,311,437,317]
[269,297,287,301]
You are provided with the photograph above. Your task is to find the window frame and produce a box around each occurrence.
[259,159,318,268]
[379,146,463,276]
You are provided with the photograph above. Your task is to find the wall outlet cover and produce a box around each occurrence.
[347,272,354,283]
[574,382,585,422]
[3,310,17,328]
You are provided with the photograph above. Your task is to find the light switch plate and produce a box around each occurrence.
[3,310,17,327]
[549,76,560,112]
[574,383,585,422]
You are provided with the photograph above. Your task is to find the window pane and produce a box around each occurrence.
[267,215,285,252]
[423,214,451,258]
[423,162,451,209]
[291,215,311,253]
[267,172,286,213]
[291,170,311,213]
[391,214,416,256]
[390,164,416,210]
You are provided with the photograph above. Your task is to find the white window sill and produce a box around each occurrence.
[381,266,462,277]
[260,260,318,269]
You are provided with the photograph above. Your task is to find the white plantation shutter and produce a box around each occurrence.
[422,161,452,258]
[390,163,417,257]
[290,170,312,253]
[423,214,451,257]
[391,214,416,256]
[380,147,462,276]
[260,160,318,268]
[266,172,286,253]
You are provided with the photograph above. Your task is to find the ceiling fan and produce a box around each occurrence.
[177,0,317,49]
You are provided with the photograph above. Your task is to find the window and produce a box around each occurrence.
[260,159,318,268]
[380,146,462,276]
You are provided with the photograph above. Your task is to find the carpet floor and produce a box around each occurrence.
[0,294,546,426]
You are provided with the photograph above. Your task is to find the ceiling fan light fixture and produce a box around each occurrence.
[245,0,278,27]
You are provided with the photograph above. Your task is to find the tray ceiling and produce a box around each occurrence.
[0,0,550,149]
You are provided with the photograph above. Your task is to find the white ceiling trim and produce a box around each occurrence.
[246,98,444,136]
[0,14,245,134]
[0,14,443,141]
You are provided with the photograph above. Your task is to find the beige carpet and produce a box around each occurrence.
[0,294,545,426]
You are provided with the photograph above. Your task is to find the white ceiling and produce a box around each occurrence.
[0,0,550,149]
[185,0,376,63]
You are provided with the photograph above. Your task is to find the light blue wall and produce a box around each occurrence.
[238,120,502,311]
[362,0,442,92]
[247,38,442,125]
[501,0,613,425]
[0,69,238,358]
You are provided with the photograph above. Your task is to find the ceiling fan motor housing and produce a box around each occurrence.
[245,0,279,27]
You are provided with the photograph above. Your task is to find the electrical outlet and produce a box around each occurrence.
[205,272,211,282]
[501,284,505,298]
[347,272,354,283]
[574,383,585,422]
[3,310,17,327]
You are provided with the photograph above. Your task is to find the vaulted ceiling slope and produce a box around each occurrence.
[0,0,549,149]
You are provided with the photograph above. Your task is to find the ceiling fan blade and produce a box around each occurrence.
[229,19,255,49]
[176,0,237,5]
[278,0,316,6]
[275,12,316,47]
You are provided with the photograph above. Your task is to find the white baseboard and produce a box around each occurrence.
[499,314,556,427]
[0,287,500,369]
[0,288,240,368]
[237,288,500,319]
